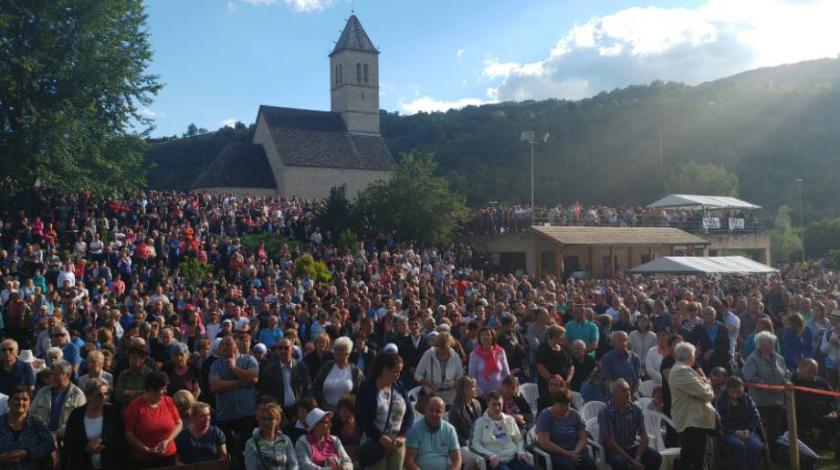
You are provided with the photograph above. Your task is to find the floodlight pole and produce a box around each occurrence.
[796,178,805,262]
[530,141,535,226]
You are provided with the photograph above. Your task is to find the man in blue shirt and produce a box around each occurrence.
[600,331,641,394]
[52,326,81,375]
[405,397,461,470]
[0,339,35,395]
[210,335,259,469]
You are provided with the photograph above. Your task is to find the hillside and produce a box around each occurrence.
[144,58,840,219]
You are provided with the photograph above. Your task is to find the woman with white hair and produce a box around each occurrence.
[313,336,363,410]
[414,331,464,406]
[78,350,114,391]
[669,342,716,470]
[742,330,788,455]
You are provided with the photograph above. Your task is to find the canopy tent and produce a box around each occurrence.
[647,194,761,210]
[628,256,777,274]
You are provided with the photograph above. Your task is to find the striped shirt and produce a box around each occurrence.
[210,354,259,422]
[598,401,645,449]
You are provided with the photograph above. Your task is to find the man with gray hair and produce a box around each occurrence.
[598,379,662,470]
[51,326,81,375]
[669,342,716,470]
[600,331,642,394]
[31,362,86,437]
[792,357,840,457]
[0,338,35,396]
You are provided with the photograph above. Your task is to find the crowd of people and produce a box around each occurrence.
[467,203,759,235]
[0,189,835,470]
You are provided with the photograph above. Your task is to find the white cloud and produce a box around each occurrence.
[399,96,493,114]
[456,49,465,59]
[138,107,164,119]
[226,1,237,13]
[242,0,334,12]
[219,118,238,128]
[485,0,840,102]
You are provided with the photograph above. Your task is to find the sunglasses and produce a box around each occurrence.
[52,333,67,338]
[0,348,14,352]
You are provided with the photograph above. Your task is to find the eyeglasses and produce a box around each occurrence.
[52,333,66,338]
[0,348,15,352]
[277,346,289,350]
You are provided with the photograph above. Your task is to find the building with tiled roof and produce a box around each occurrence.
[193,15,395,198]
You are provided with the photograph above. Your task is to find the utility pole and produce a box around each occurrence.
[796,178,805,262]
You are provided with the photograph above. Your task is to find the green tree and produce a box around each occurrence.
[357,151,467,244]
[664,161,739,196]
[315,186,353,243]
[0,0,161,196]
[768,206,803,263]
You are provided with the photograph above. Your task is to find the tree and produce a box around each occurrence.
[315,186,353,243]
[0,0,161,196]
[664,161,739,196]
[357,151,468,244]
[768,206,802,263]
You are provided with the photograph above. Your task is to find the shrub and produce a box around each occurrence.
[294,253,331,283]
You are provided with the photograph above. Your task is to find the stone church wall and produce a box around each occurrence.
[282,166,392,199]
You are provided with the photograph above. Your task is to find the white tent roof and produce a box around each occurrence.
[628,256,777,274]
[647,194,761,210]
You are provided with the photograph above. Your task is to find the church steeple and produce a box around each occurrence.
[330,15,380,135]
[330,14,379,57]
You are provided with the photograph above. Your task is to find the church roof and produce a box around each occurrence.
[192,143,277,189]
[330,14,379,56]
[259,105,396,171]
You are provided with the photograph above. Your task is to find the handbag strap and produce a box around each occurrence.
[383,385,395,435]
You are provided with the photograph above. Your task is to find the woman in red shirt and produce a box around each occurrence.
[124,371,183,468]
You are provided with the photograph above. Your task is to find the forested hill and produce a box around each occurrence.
[145,58,840,218]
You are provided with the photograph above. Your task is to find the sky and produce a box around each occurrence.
[143,0,840,137]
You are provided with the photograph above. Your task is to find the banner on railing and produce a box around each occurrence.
[729,218,745,230]
[702,217,721,230]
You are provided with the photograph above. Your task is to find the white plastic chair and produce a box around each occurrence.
[529,427,554,470]
[640,379,658,397]
[580,400,606,423]
[467,446,534,470]
[572,391,585,410]
[520,382,539,414]
[643,409,681,470]
[585,417,609,470]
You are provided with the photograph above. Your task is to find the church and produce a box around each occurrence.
[192,15,396,198]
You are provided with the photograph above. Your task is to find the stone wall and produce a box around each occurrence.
[282,166,391,199]
[252,113,286,195]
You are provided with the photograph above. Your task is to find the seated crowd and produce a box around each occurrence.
[0,190,836,470]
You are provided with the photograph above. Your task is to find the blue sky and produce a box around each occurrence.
[143,0,840,137]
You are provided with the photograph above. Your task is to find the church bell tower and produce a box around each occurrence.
[330,15,380,135]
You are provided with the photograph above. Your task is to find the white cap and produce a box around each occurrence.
[253,343,267,354]
[305,408,334,431]
[383,343,399,355]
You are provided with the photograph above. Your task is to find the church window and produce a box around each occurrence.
[335,65,339,84]
[338,64,342,83]
[364,64,369,83]
[357,63,362,82]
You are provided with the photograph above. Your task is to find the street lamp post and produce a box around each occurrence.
[796,178,805,262]
[521,131,549,227]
